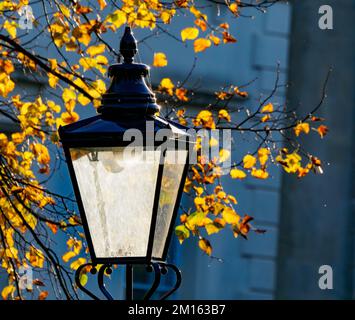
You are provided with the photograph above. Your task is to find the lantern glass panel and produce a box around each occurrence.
[152,149,188,259]
[69,147,161,259]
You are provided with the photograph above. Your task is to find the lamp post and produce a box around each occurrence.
[59,26,193,300]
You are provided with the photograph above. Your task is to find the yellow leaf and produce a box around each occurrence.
[62,88,76,103]
[11,132,24,144]
[194,38,211,53]
[198,238,212,256]
[205,223,220,235]
[261,103,274,113]
[1,285,15,300]
[79,273,88,286]
[181,27,199,41]
[31,143,50,165]
[229,3,239,14]
[209,34,221,46]
[0,133,8,147]
[294,122,310,136]
[87,44,106,57]
[153,52,168,67]
[78,94,91,106]
[105,10,127,28]
[4,20,17,39]
[230,168,246,179]
[59,4,70,18]
[222,207,240,224]
[158,78,174,95]
[243,154,257,169]
[218,109,231,122]
[70,257,86,270]
[194,186,204,196]
[251,168,269,179]
[62,251,77,263]
[257,148,270,166]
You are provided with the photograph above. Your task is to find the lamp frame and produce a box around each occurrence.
[62,135,191,265]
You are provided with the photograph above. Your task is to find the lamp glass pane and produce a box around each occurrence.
[70,147,161,258]
[152,149,188,259]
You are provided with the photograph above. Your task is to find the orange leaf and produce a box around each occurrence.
[153,52,168,67]
[194,38,211,53]
[317,125,328,138]
[294,122,310,136]
[261,103,274,113]
[38,291,49,300]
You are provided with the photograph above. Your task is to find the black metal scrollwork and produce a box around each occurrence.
[74,262,182,300]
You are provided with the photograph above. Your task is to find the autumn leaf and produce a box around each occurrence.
[195,19,207,32]
[70,257,87,270]
[222,31,237,43]
[209,34,221,46]
[87,44,106,57]
[294,122,310,136]
[198,238,212,256]
[3,20,17,39]
[257,148,270,166]
[261,103,274,113]
[317,125,329,138]
[153,52,168,67]
[181,27,199,41]
[26,247,45,268]
[193,110,215,129]
[261,114,271,123]
[175,88,188,101]
[1,285,15,300]
[158,78,174,95]
[46,222,58,234]
[251,168,269,179]
[230,168,247,179]
[194,38,211,53]
[243,154,257,169]
[105,10,127,29]
[97,0,107,10]
[229,3,239,14]
[79,272,88,286]
[38,291,49,300]
[175,225,190,244]
[61,111,80,124]
[222,207,240,224]
[218,109,231,122]
[62,251,77,263]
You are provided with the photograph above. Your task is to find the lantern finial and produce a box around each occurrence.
[120,26,137,64]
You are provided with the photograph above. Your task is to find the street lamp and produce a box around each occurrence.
[59,26,193,300]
